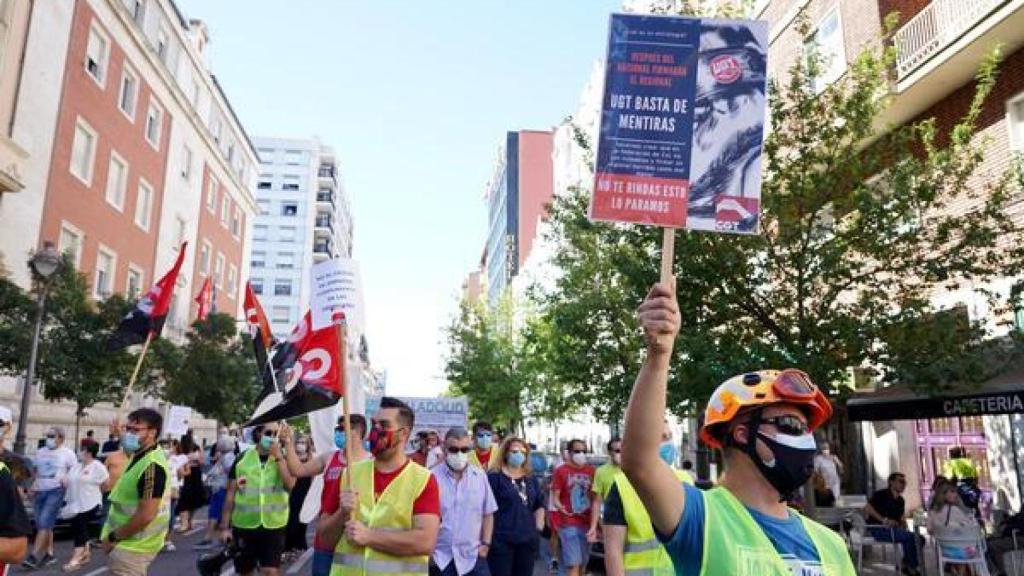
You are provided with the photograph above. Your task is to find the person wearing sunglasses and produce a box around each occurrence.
[621,280,854,575]
[278,415,369,576]
[98,408,172,576]
[469,422,494,470]
[22,426,76,569]
[865,473,923,575]
[219,421,296,576]
[0,405,30,576]
[430,427,496,576]
[322,396,440,575]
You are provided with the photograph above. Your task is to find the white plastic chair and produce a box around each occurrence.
[849,511,903,573]
[934,526,991,576]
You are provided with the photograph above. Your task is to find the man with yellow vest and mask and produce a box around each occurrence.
[621,280,854,576]
[100,408,171,576]
[220,421,295,576]
[322,396,440,575]
[602,424,692,576]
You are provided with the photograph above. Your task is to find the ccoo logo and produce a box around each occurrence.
[709,54,742,84]
[285,348,332,389]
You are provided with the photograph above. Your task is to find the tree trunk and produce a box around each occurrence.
[74,406,83,449]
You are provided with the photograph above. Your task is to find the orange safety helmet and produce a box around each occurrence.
[699,369,832,449]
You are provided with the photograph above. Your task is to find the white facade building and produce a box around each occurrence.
[249,136,353,338]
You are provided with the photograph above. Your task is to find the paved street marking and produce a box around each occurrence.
[286,549,314,574]
[83,568,108,576]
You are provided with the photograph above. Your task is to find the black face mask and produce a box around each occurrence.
[741,412,817,501]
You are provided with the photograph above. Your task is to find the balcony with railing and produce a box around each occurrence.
[318,165,337,186]
[894,0,1023,83]
[314,215,334,236]
[316,190,335,208]
[313,240,333,261]
[880,0,1024,128]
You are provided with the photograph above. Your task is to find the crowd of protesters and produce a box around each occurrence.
[1,374,1021,576]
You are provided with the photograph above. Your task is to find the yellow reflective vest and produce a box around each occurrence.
[615,470,690,576]
[700,487,854,576]
[100,446,171,554]
[231,448,289,530]
[331,459,432,576]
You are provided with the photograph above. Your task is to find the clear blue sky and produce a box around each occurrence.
[177,0,620,396]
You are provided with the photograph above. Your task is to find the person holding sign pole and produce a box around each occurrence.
[621,280,854,576]
[322,397,440,576]
[279,415,371,576]
[99,409,171,576]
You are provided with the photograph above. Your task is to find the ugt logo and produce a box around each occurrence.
[710,54,742,84]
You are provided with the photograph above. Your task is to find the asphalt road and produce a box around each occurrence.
[14,511,572,576]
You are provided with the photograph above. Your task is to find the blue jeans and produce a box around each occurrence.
[868,526,920,568]
[33,487,65,530]
[557,525,590,569]
[311,549,333,576]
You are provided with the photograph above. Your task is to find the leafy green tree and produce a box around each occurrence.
[444,295,531,433]
[537,22,1024,423]
[162,313,259,425]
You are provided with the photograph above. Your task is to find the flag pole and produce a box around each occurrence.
[120,331,154,413]
[660,227,675,284]
[337,317,354,488]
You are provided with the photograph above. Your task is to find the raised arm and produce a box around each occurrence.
[620,281,685,536]
[279,423,326,478]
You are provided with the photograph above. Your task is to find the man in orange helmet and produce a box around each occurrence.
[620,280,855,576]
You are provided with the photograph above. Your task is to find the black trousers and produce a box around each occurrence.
[487,536,538,576]
[70,506,99,547]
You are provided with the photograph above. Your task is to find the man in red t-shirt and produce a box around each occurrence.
[551,439,595,576]
[320,397,440,567]
[279,415,370,576]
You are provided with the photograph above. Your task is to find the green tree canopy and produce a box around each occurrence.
[535,23,1024,421]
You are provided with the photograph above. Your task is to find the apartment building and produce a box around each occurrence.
[0,0,257,447]
[249,136,353,338]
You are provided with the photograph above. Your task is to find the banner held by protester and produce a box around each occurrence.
[589,14,768,280]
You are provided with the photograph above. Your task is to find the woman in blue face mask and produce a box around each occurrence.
[486,437,546,576]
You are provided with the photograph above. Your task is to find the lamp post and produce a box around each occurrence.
[13,241,62,454]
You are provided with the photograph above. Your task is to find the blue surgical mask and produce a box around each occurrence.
[45,437,56,449]
[260,435,274,450]
[476,434,492,451]
[122,432,140,454]
[658,441,678,466]
[507,452,526,468]
[362,440,371,451]
[334,430,347,450]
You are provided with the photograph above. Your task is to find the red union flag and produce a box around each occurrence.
[107,243,187,351]
[246,314,344,427]
[194,277,213,320]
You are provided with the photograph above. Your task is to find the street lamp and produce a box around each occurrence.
[13,241,62,454]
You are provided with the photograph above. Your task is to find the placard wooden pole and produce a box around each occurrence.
[660,227,675,284]
[120,331,154,414]
[337,319,354,489]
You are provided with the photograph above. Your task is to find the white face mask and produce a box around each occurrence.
[446,452,469,472]
[611,453,621,466]
[571,453,587,466]
[295,443,308,455]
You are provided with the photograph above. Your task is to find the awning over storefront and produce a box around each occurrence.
[846,367,1024,422]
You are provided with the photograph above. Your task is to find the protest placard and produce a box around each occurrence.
[365,395,468,437]
[590,14,768,278]
[310,258,364,331]
[165,405,192,438]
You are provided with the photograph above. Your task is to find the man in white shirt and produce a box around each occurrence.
[23,427,77,568]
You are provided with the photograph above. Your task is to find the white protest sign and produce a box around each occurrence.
[165,405,192,437]
[366,396,469,435]
[310,258,365,331]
